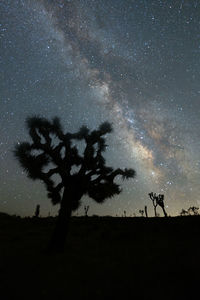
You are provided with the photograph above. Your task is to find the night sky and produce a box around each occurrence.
[1,0,200,217]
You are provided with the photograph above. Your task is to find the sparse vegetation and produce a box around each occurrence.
[180,209,189,216]
[139,209,144,217]
[188,206,199,215]
[180,206,199,216]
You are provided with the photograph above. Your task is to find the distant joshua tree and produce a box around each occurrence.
[157,194,167,217]
[124,210,126,217]
[14,116,136,252]
[139,209,144,217]
[34,204,40,218]
[148,192,167,217]
[84,205,89,217]
[148,192,158,217]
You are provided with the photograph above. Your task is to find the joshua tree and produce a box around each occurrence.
[139,209,144,217]
[14,116,136,252]
[157,194,167,217]
[34,204,40,218]
[84,205,89,217]
[148,192,167,217]
[124,210,126,217]
[148,192,158,217]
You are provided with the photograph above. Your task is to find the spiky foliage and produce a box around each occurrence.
[14,116,136,211]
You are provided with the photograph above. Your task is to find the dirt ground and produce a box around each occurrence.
[0,214,199,299]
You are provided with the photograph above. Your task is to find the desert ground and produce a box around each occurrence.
[0,213,199,299]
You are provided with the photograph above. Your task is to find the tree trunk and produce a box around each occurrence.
[154,206,157,217]
[145,206,148,218]
[162,207,167,217]
[47,187,81,253]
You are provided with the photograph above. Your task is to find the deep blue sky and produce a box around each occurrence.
[1,0,200,217]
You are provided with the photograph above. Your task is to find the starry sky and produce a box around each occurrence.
[1,0,200,217]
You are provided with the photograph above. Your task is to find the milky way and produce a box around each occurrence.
[1,0,200,216]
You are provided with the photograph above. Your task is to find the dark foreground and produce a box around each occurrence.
[0,214,200,300]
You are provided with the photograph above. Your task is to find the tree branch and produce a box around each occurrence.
[45,167,60,177]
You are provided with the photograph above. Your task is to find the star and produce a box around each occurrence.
[0,0,200,217]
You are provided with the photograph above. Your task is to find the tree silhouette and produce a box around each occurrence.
[156,194,167,217]
[144,205,148,217]
[148,192,158,217]
[14,116,136,251]
[148,192,167,217]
